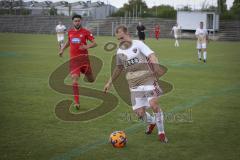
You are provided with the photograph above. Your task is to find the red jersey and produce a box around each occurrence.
[68,27,94,58]
[155,25,160,33]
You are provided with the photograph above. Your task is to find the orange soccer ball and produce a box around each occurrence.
[109,131,127,148]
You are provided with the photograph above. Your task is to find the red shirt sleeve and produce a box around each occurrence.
[86,30,95,41]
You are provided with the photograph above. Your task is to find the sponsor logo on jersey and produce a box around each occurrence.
[133,48,138,53]
[126,57,139,67]
[71,38,81,44]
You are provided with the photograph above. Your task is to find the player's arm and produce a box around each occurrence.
[79,39,97,50]
[206,30,209,43]
[170,27,174,35]
[59,40,70,57]
[88,39,97,48]
[148,53,165,78]
[104,65,123,93]
[195,29,199,39]
[138,41,165,78]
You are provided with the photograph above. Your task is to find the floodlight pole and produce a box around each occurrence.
[97,23,99,36]
[112,22,114,37]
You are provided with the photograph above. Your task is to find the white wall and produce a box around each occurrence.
[177,11,206,30]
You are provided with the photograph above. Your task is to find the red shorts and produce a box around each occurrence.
[69,55,92,76]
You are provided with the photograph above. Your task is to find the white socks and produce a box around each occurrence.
[198,50,202,59]
[203,51,207,60]
[144,112,155,124]
[198,50,207,61]
[154,112,165,134]
[175,40,179,47]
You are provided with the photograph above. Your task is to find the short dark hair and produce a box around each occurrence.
[72,14,82,20]
[115,25,128,33]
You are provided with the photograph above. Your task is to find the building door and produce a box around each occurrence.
[207,14,213,30]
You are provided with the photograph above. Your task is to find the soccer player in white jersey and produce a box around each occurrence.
[104,25,168,143]
[195,22,209,63]
[56,21,66,49]
[171,23,181,47]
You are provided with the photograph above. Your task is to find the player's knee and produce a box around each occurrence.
[149,99,157,106]
[134,108,145,118]
[72,75,79,83]
[149,99,159,110]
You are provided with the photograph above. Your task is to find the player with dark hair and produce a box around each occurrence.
[59,14,97,109]
[136,22,146,42]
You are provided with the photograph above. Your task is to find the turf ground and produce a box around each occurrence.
[0,33,239,160]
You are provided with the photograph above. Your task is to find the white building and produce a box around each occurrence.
[70,1,117,19]
[177,11,219,31]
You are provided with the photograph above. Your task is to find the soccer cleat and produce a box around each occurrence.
[145,124,156,135]
[198,58,202,62]
[159,133,168,143]
[203,59,206,63]
[74,104,80,110]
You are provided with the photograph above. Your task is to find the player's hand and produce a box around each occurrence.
[59,49,64,57]
[79,45,88,50]
[103,82,112,94]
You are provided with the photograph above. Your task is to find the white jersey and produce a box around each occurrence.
[56,24,66,42]
[195,28,208,43]
[116,40,155,88]
[172,26,181,37]
[56,24,66,34]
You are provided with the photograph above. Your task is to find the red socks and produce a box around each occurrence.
[72,82,79,104]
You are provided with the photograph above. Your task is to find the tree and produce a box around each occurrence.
[218,0,227,14]
[111,0,148,17]
[147,5,176,18]
[49,7,57,16]
[201,5,218,12]
[230,0,240,15]
[179,5,192,11]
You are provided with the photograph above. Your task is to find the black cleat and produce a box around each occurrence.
[74,104,80,110]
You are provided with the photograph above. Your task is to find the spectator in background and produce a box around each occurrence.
[136,21,146,43]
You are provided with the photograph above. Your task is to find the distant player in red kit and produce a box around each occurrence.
[59,14,97,110]
[154,24,160,40]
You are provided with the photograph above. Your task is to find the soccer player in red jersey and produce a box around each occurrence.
[59,14,97,110]
[154,24,160,40]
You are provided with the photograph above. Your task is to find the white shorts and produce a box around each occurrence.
[197,43,207,49]
[174,35,178,39]
[57,34,64,42]
[130,80,163,110]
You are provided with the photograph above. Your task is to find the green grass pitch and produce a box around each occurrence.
[0,33,239,160]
